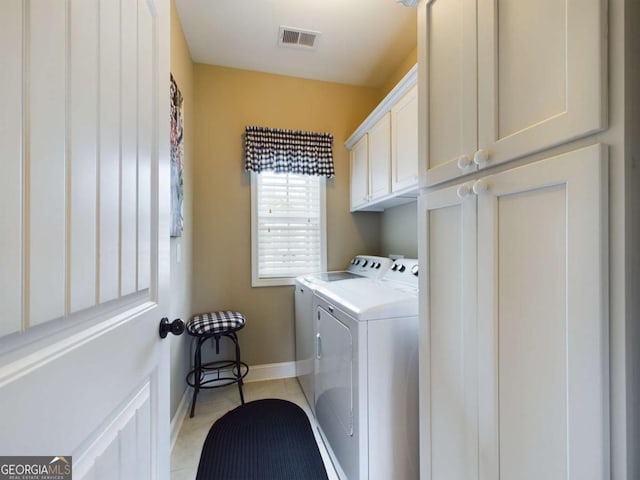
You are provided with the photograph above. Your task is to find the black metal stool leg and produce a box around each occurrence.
[189,336,204,418]
[232,332,245,405]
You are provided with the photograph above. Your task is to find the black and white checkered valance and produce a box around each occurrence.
[244,126,335,178]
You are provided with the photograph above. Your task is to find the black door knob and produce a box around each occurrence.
[159,317,185,338]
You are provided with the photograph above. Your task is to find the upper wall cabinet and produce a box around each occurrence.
[368,112,392,201]
[418,0,606,187]
[346,66,418,212]
[350,135,369,211]
[392,86,419,193]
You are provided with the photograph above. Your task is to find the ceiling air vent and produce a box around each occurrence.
[278,26,320,50]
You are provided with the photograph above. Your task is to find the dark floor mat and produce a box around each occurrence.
[196,398,329,480]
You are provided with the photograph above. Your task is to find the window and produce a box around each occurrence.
[245,125,333,287]
[251,171,327,286]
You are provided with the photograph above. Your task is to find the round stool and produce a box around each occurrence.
[186,311,249,418]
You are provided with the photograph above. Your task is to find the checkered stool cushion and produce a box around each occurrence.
[187,311,246,336]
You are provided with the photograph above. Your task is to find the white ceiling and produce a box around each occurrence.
[175,0,417,88]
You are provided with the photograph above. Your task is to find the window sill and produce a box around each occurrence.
[252,277,297,287]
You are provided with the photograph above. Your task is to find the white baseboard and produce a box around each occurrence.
[169,360,297,453]
[244,360,296,383]
[170,387,190,452]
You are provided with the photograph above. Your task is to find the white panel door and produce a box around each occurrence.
[476,0,606,169]
[368,112,391,202]
[0,0,171,478]
[350,135,369,211]
[476,144,609,480]
[419,0,478,186]
[419,184,478,480]
[28,0,67,325]
[98,0,122,304]
[391,85,418,193]
[121,0,140,297]
[137,0,153,291]
[69,0,98,313]
[0,0,23,337]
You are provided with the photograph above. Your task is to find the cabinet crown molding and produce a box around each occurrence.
[345,64,417,150]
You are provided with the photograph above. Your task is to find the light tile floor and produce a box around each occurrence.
[170,378,339,480]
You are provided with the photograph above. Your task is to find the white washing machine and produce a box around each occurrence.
[313,258,419,480]
[294,255,392,412]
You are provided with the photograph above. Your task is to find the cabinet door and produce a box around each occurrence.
[419,0,478,187]
[418,184,478,480]
[350,134,368,210]
[391,85,418,193]
[476,0,606,169]
[476,144,608,480]
[368,112,391,201]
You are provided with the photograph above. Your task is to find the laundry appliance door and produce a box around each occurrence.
[315,301,367,480]
[295,278,315,411]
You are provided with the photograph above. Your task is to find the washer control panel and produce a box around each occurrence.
[384,258,419,286]
[348,256,392,278]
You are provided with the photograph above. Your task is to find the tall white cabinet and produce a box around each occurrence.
[419,0,606,187]
[418,0,615,478]
[420,146,609,480]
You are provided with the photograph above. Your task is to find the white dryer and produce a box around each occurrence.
[313,259,419,480]
[294,256,392,413]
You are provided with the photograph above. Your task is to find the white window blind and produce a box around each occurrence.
[251,171,326,286]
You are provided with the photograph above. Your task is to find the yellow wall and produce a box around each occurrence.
[378,46,418,100]
[381,202,418,258]
[169,0,194,417]
[192,64,382,365]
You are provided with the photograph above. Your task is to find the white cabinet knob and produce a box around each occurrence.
[457,184,472,199]
[472,179,489,194]
[457,155,473,170]
[474,149,489,167]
